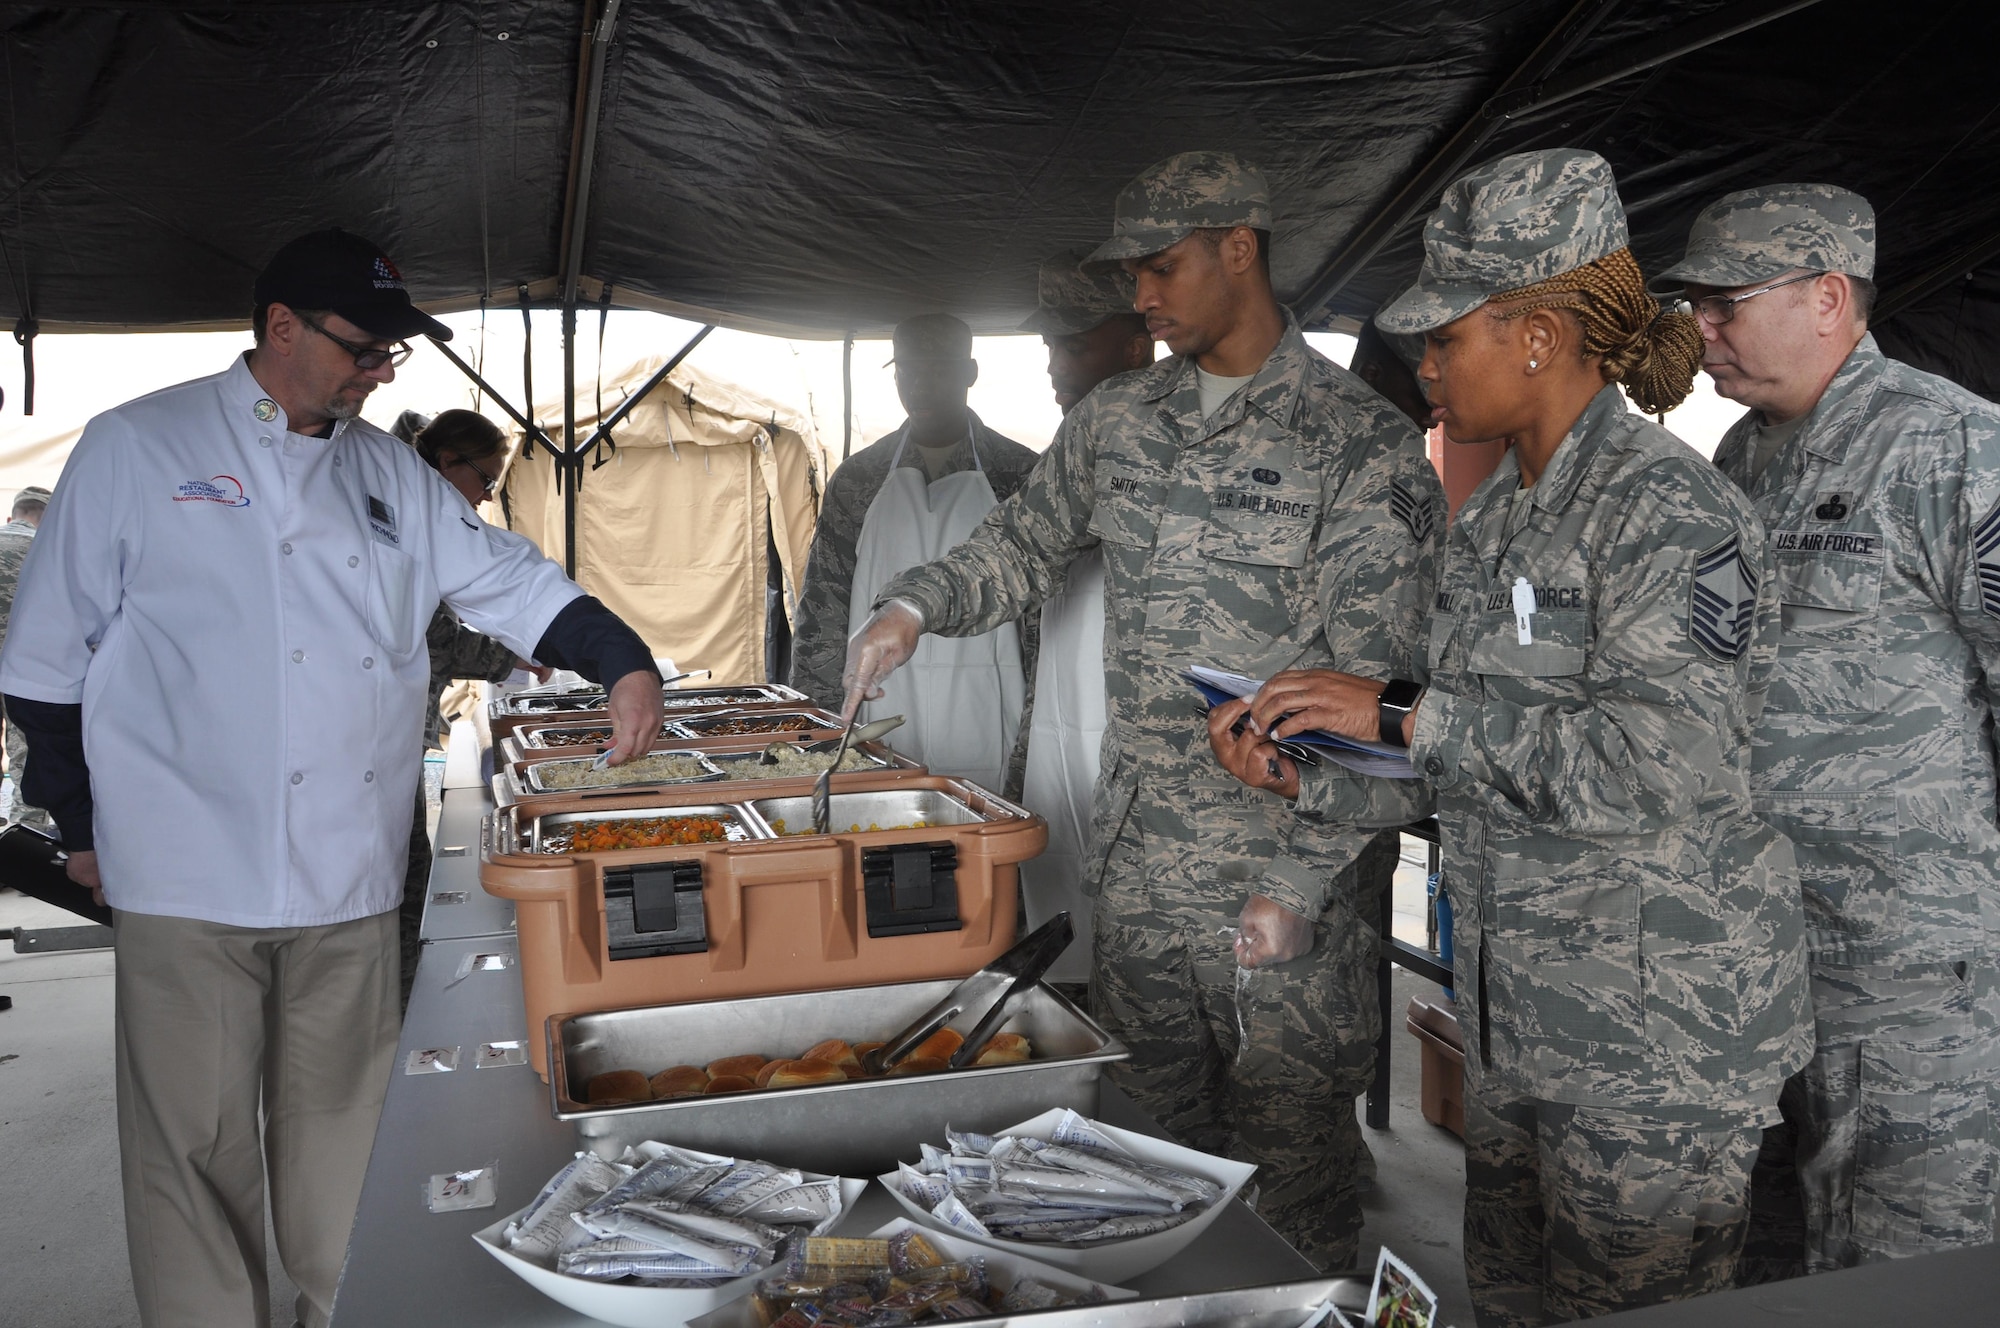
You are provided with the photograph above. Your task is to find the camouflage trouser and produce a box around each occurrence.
[1740,957,1999,1280]
[1088,824,1394,1272]
[399,790,430,1014]
[3,711,48,827]
[1464,1086,1762,1328]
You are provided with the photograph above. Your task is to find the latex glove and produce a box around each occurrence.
[840,600,922,720]
[1206,697,1299,799]
[66,848,105,910]
[601,669,667,766]
[1234,892,1315,969]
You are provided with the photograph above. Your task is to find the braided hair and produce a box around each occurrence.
[1489,247,1704,414]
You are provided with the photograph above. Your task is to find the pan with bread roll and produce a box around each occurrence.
[549,974,1127,1177]
[482,775,1047,1078]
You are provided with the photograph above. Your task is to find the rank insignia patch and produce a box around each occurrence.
[1976,496,2000,620]
[1390,477,1435,547]
[1691,535,1757,660]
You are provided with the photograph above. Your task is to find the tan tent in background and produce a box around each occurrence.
[503,354,828,685]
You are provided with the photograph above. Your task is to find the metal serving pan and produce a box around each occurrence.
[674,709,838,737]
[549,978,1127,1173]
[520,720,695,749]
[659,684,802,709]
[526,802,771,854]
[752,787,984,836]
[522,749,728,794]
[691,1277,1368,1328]
[703,746,891,783]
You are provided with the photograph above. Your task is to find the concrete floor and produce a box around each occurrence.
[0,832,1472,1328]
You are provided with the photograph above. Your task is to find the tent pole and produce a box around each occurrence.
[426,335,561,460]
[576,323,714,456]
[1295,0,1827,322]
[842,333,853,461]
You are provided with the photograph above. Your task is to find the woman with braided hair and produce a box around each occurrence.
[1206,150,1810,1325]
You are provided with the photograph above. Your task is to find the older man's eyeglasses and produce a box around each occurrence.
[298,313,413,370]
[1691,272,1822,326]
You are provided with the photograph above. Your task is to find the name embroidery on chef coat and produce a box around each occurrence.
[366,494,400,545]
[173,475,252,508]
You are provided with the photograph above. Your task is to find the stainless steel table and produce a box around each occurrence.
[419,786,517,943]
[334,930,1317,1325]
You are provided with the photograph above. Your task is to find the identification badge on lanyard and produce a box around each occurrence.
[1511,576,1537,645]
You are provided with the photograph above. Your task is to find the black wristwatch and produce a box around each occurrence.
[1377,679,1423,747]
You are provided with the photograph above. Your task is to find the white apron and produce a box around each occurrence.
[846,430,1026,791]
[1016,549,1106,983]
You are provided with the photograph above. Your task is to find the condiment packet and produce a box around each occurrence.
[404,1046,459,1075]
[445,950,514,988]
[474,1040,528,1069]
[429,890,470,905]
[425,1160,500,1214]
[504,1153,626,1260]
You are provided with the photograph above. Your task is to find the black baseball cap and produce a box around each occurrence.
[253,228,453,342]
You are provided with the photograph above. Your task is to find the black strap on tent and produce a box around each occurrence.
[591,282,617,469]
[12,318,35,415]
[518,283,545,476]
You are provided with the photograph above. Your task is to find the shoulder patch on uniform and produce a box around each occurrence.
[1690,535,1756,660]
[1390,477,1435,547]
[1975,495,2000,620]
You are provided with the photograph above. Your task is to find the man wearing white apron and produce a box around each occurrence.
[792,314,1042,794]
[1013,250,1154,983]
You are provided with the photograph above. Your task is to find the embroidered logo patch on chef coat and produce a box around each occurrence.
[1974,496,2000,620]
[366,494,400,545]
[173,475,252,508]
[1390,477,1435,546]
[1691,535,1757,660]
[1810,491,1851,522]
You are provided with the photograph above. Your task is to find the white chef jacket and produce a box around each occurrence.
[0,355,584,927]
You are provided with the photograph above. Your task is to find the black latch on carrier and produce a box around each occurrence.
[861,841,962,937]
[603,860,709,959]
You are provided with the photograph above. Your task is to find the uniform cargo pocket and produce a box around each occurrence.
[1756,791,1902,945]
[1087,468,1163,549]
[1852,1035,1997,1253]
[1776,548,1882,642]
[366,543,422,657]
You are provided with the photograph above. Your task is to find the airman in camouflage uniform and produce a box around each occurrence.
[0,486,50,826]
[1371,151,1812,1325]
[851,152,1442,1269]
[1657,185,2000,1277]
[789,315,1042,797]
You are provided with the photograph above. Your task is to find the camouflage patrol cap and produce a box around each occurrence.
[889,313,973,365]
[1084,151,1273,268]
[1650,183,1875,294]
[1376,148,1630,335]
[13,486,50,506]
[1018,245,1138,336]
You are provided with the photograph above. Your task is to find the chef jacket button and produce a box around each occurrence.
[364,770,375,783]
[290,772,304,786]
[333,455,343,467]
[1425,756,1444,777]
[281,542,293,555]
[258,436,273,448]
[291,649,305,663]
[347,555,360,568]
[362,656,374,669]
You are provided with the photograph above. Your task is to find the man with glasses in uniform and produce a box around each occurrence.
[1656,185,2000,1279]
[1,228,665,1328]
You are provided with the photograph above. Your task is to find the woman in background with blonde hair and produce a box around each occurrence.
[1208,149,1811,1325]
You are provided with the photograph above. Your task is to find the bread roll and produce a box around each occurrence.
[707,1054,769,1080]
[586,1069,652,1104]
[800,1038,860,1070]
[766,1057,846,1088]
[913,1028,964,1062]
[971,1032,1032,1066]
[703,1074,755,1094]
[754,1060,784,1089]
[649,1065,709,1098]
[888,1054,949,1077]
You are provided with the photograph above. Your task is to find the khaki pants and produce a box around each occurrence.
[114,908,399,1328]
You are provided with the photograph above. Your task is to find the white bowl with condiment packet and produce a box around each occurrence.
[472,1145,867,1328]
[684,1217,1138,1328]
[875,1108,1257,1284]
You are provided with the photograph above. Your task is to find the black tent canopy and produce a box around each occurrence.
[3,0,1997,397]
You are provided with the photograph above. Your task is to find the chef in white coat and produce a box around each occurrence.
[790,314,1043,794]
[1012,250,1154,982]
[0,228,664,1328]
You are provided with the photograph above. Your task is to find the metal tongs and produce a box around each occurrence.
[809,710,864,833]
[861,912,1075,1076]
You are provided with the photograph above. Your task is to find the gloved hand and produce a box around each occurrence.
[1234,892,1315,969]
[840,600,923,720]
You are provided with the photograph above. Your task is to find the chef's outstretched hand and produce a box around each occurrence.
[1207,697,1299,799]
[66,848,105,909]
[840,600,922,721]
[1249,670,1404,745]
[1235,892,1315,968]
[602,669,666,766]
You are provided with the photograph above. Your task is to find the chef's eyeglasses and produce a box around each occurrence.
[447,456,502,497]
[298,314,413,370]
[1691,272,1822,326]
